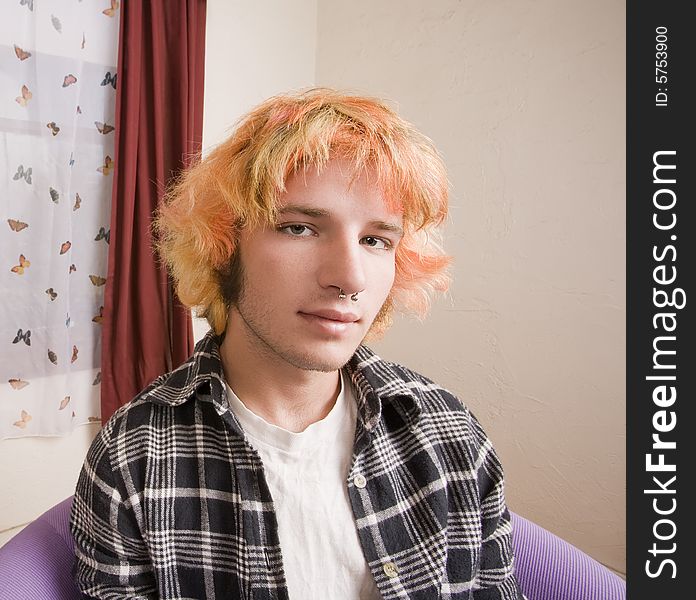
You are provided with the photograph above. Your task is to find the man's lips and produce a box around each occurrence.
[299,309,360,323]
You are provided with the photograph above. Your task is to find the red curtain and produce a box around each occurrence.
[101,0,206,421]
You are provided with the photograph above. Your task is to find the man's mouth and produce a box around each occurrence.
[300,308,360,323]
[298,309,360,335]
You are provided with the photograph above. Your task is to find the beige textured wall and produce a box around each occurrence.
[202,0,317,153]
[0,424,100,546]
[316,0,625,574]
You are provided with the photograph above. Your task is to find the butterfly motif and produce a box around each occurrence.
[50,187,60,203]
[51,14,62,33]
[11,254,30,275]
[48,349,58,365]
[20,0,33,10]
[101,71,117,89]
[92,306,104,324]
[69,153,75,167]
[73,193,82,210]
[93,372,102,385]
[7,219,29,232]
[59,396,71,410]
[13,410,32,429]
[89,274,107,286]
[102,0,120,17]
[46,288,58,301]
[69,263,77,274]
[13,165,32,183]
[14,44,31,60]
[47,121,60,136]
[15,84,32,106]
[97,156,114,175]
[71,345,79,363]
[8,378,30,390]
[81,32,86,50]
[60,241,71,255]
[12,329,31,346]
[95,227,110,244]
[76,105,82,114]
[94,121,115,134]
[62,74,77,87]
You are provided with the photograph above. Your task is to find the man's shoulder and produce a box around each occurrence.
[386,361,487,447]
[353,347,499,477]
[98,331,228,441]
[356,346,466,400]
[353,345,470,414]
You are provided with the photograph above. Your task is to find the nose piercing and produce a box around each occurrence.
[338,289,360,302]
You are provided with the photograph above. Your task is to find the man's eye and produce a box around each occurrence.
[362,236,391,250]
[280,224,313,236]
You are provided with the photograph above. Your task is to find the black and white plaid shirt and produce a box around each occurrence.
[71,330,524,599]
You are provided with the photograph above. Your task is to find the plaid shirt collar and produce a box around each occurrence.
[140,329,422,434]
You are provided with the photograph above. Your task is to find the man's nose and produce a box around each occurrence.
[318,236,367,296]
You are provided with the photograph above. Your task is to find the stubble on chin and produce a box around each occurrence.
[233,298,358,373]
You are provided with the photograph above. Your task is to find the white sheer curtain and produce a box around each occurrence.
[0,0,119,437]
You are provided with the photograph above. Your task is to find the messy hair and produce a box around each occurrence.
[155,87,451,336]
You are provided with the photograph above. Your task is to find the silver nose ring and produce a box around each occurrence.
[338,289,360,302]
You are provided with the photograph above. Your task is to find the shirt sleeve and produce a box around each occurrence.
[70,421,158,599]
[468,412,526,600]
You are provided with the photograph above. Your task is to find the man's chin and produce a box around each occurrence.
[284,342,360,373]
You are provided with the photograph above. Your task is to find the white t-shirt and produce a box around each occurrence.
[225,371,380,600]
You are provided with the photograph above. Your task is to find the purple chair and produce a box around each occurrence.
[0,498,625,599]
[510,512,625,600]
[0,497,79,599]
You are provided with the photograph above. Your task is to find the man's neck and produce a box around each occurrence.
[219,325,341,434]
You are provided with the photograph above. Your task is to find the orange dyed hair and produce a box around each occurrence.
[155,87,451,336]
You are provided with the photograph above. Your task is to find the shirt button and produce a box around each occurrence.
[353,474,367,489]
[383,561,399,578]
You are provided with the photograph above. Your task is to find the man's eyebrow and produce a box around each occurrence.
[279,205,404,237]
[369,220,404,237]
[279,205,329,218]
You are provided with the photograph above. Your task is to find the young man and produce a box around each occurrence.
[71,88,525,599]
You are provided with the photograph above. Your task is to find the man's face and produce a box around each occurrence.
[226,159,403,372]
